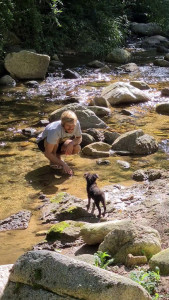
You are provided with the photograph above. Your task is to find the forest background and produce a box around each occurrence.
[0,0,169,59]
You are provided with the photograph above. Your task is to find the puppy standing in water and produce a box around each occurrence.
[84,173,106,218]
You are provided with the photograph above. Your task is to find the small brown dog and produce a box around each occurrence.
[84,173,106,218]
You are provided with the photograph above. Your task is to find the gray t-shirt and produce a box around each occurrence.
[37,120,82,144]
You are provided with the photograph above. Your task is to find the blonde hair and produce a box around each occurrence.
[61,110,77,125]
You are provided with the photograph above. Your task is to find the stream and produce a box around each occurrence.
[0,49,169,264]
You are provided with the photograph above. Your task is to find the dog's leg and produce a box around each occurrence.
[86,197,91,211]
[91,202,95,214]
[102,199,106,217]
[95,202,101,218]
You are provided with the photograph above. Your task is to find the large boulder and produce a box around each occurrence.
[149,248,169,275]
[106,48,131,64]
[80,219,131,245]
[49,104,107,130]
[130,22,162,36]
[111,129,158,155]
[154,59,169,67]
[142,35,169,48]
[99,221,161,264]
[2,250,152,300]
[101,82,150,106]
[82,142,111,157]
[4,50,50,79]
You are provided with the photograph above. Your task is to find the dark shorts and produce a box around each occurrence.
[37,139,63,154]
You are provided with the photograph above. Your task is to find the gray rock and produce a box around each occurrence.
[156,103,169,115]
[112,129,158,155]
[104,131,120,145]
[117,63,139,72]
[2,281,77,300]
[88,106,111,117]
[5,50,50,79]
[46,221,84,243]
[82,142,111,157]
[49,104,107,130]
[0,210,31,232]
[3,250,151,300]
[154,59,169,67]
[63,69,81,79]
[25,80,39,88]
[142,35,169,48]
[0,75,16,86]
[130,81,150,90]
[81,133,95,148]
[85,128,105,142]
[87,60,105,68]
[96,159,111,165]
[161,88,169,96]
[92,96,110,107]
[101,82,150,106]
[74,254,95,265]
[149,248,169,275]
[165,53,169,61]
[132,169,162,182]
[81,220,131,245]
[99,221,161,264]
[116,160,130,169]
[41,192,94,223]
[106,48,131,64]
[99,65,111,73]
[130,22,162,36]
[134,134,158,155]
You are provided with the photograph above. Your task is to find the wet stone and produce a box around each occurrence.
[0,210,31,232]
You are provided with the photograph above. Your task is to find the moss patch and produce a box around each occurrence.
[46,221,70,241]
[50,192,67,203]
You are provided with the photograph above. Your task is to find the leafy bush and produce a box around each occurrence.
[94,251,114,269]
[130,267,160,296]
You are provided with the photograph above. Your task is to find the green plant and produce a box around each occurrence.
[94,251,114,269]
[130,267,160,295]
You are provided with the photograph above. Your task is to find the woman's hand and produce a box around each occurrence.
[62,162,73,175]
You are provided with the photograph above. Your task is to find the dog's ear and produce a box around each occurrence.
[94,174,99,179]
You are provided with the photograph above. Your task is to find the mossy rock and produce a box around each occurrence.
[57,205,93,221]
[50,192,68,203]
[46,220,84,242]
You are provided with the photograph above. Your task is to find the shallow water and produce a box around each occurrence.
[0,51,169,264]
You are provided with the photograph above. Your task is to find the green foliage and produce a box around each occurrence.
[130,266,160,296]
[0,1,14,57]
[0,0,169,58]
[94,251,114,269]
